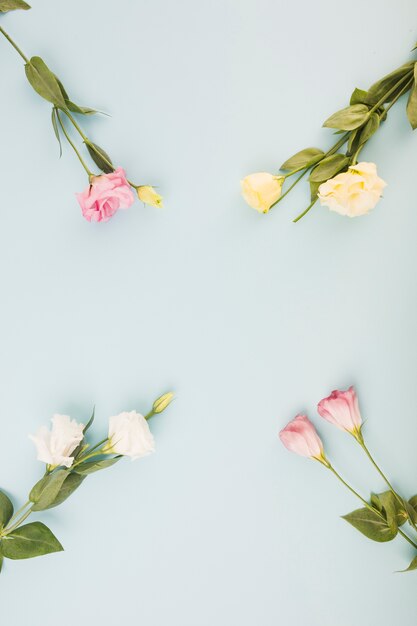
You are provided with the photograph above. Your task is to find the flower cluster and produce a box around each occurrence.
[0,392,174,572]
[242,54,417,221]
[279,387,417,572]
[0,1,163,222]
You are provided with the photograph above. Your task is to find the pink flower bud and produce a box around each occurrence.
[279,414,324,459]
[317,386,362,436]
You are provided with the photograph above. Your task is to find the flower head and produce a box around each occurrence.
[76,167,135,222]
[29,414,84,469]
[318,162,386,217]
[137,185,163,208]
[279,414,325,460]
[241,172,284,213]
[106,411,155,460]
[317,386,362,437]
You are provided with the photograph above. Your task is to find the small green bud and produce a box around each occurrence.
[153,392,174,414]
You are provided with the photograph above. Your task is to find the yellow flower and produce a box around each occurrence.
[137,185,163,208]
[318,162,386,217]
[241,172,284,213]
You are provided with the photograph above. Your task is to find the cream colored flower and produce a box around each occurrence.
[318,162,386,217]
[241,172,284,213]
[137,185,163,208]
[106,411,155,460]
[29,414,84,469]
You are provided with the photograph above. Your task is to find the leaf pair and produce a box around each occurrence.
[342,491,408,543]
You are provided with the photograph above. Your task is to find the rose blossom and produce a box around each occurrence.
[317,386,362,435]
[279,414,324,459]
[241,172,285,213]
[76,167,135,222]
[318,162,386,217]
[105,411,155,460]
[29,414,84,469]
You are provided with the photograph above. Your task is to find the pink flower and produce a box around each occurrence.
[317,386,362,435]
[76,167,135,222]
[279,414,324,459]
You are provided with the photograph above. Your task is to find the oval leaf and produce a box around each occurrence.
[349,88,379,107]
[24,57,66,107]
[399,556,417,573]
[323,104,369,131]
[1,522,63,560]
[0,0,30,11]
[406,64,417,129]
[29,469,69,511]
[280,147,324,171]
[85,142,114,173]
[75,457,121,475]
[0,491,13,528]
[342,507,397,542]
[309,153,349,183]
[368,62,414,103]
[42,473,85,510]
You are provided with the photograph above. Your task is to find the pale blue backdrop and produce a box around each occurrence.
[1,0,417,623]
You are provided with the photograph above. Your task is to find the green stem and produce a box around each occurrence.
[5,500,31,526]
[327,464,417,550]
[3,507,33,535]
[367,70,414,117]
[0,26,29,63]
[71,438,108,468]
[358,439,417,532]
[293,197,318,223]
[55,109,93,176]
[382,77,414,116]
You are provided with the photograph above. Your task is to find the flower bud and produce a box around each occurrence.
[152,391,174,414]
[241,172,284,213]
[279,414,325,461]
[317,386,362,437]
[137,185,163,208]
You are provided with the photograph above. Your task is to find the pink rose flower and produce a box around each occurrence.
[317,386,362,435]
[76,167,135,222]
[279,414,324,459]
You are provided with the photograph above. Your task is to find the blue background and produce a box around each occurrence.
[1,0,417,623]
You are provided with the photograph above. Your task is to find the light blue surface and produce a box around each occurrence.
[1,0,417,623]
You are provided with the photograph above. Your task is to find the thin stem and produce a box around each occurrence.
[383,77,414,116]
[358,439,417,532]
[3,507,33,535]
[327,464,417,550]
[0,26,29,63]
[55,109,93,176]
[270,169,308,209]
[367,70,414,117]
[71,438,108,468]
[293,197,318,223]
[6,500,31,526]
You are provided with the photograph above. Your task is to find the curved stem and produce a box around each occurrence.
[367,70,414,117]
[327,464,417,550]
[293,197,318,223]
[3,507,33,535]
[0,26,29,63]
[56,109,93,176]
[6,500,31,527]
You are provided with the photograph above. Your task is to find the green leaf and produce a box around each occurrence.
[309,180,321,201]
[323,104,369,131]
[280,147,324,171]
[0,0,30,12]
[75,457,121,475]
[29,469,69,511]
[66,101,100,116]
[85,142,114,173]
[42,473,85,509]
[399,556,417,572]
[309,153,349,183]
[0,548,3,573]
[1,522,63,560]
[357,113,380,145]
[51,108,62,157]
[84,407,95,434]
[349,88,379,107]
[24,57,66,107]
[370,491,401,530]
[0,491,13,528]
[406,64,417,129]
[342,507,397,542]
[368,62,414,103]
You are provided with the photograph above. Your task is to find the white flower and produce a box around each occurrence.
[241,172,284,213]
[318,162,386,217]
[106,411,155,460]
[30,414,84,469]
